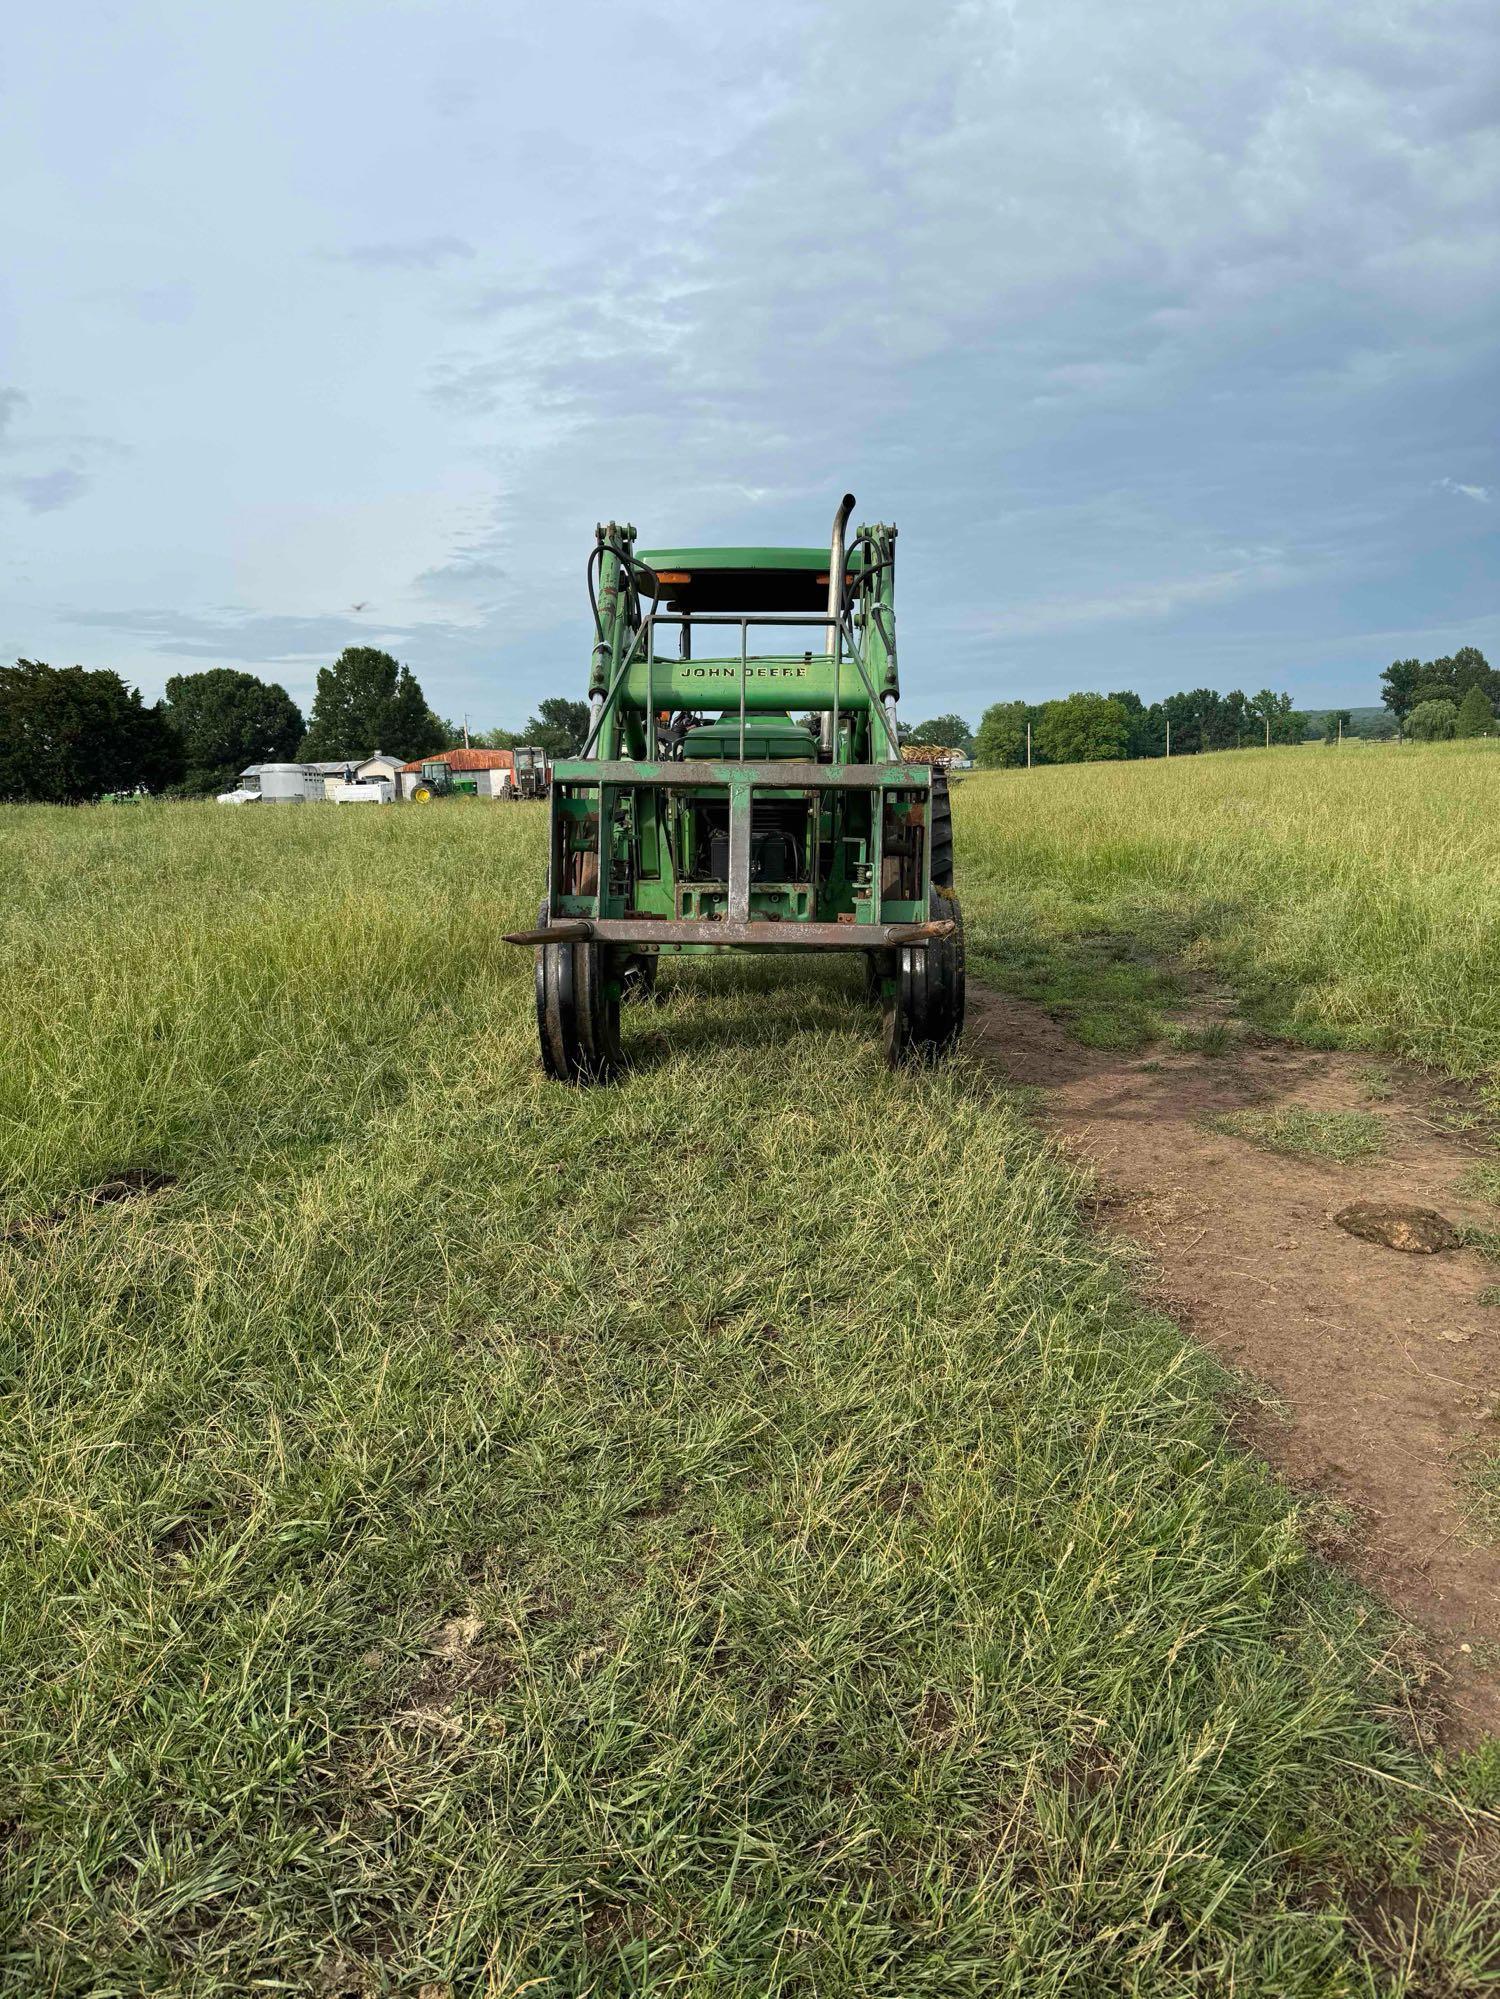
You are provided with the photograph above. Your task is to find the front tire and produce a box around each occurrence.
[534,901,624,1083]
[620,953,659,1005]
[929,767,955,888]
[886,887,965,1065]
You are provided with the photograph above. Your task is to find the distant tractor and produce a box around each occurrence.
[511,745,549,800]
[503,494,964,1082]
[410,759,478,803]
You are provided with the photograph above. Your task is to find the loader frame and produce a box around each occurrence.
[506,499,964,1077]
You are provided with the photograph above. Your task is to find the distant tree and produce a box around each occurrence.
[1161,689,1215,755]
[1200,689,1251,750]
[1455,684,1496,739]
[1450,646,1500,705]
[1323,708,1353,743]
[1355,710,1398,741]
[1381,648,1495,736]
[1411,673,1455,708]
[1380,658,1422,737]
[1407,698,1459,743]
[1247,688,1299,745]
[0,658,182,803]
[974,699,1032,768]
[1032,692,1130,765]
[1108,689,1164,759]
[478,726,521,751]
[300,648,445,761]
[522,697,590,757]
[162,668,303,795]
[904,712,974,755]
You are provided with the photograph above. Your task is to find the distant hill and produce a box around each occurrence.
[1299,705,1394,740]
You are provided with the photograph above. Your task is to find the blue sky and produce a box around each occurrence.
[2,0,1495,731]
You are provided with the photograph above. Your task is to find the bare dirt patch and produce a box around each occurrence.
[968,989,1500,1744]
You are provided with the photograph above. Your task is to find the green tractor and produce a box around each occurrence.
[504,496,964,1082]
[410,759,478,803]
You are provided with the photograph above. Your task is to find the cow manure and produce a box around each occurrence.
[1334,1200,1460,1254]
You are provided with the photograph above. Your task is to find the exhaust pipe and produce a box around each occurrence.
[822,492,856,753]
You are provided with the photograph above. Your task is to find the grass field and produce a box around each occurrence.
[2,767,1498,1996]
[959,738,1500,1090]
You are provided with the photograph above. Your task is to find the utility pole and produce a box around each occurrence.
[1165,715,1171,758]
[463,714,470,748]
[1264,713,1271,749]
[1026,721,1032,769]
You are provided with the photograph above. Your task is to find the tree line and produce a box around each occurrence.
[4,638,1492,803]
[908,687,1309,766]
[0,649,591,805]
[1378,647,1499,743]
[903,645,1495,767]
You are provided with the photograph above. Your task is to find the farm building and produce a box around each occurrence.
[397,747,533,798]
[355,752,404,788]
[220,757,398,804]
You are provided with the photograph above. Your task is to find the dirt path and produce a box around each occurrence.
[967,989,1500,1745]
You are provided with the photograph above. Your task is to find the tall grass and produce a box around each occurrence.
[1,800,1496,1994]
[958,739,1500,1085]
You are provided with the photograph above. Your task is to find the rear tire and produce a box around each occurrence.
[886,886,965,1065]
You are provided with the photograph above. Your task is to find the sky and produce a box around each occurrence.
[1,0,1496,731]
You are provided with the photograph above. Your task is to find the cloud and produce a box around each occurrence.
[960,554,1301,641]
[13,467,91,513]
[7,0,1498,722]
[63,602,493,671]
[413,552,507,608]
[67,605,406,661]
[0,386,123,512]
[329,236,475,270]
[1435,476,1492,505]
[0,388,26,446]
[407,0,1499,679]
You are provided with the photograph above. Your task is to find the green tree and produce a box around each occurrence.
[973,700,1032,768]
[1247,688,1299,745]
[1324,708,1352,743]
[299,649,445,761]
[522,697,591,757]
[0,659,182,803]
[478,726,521,751]
[1355,710,1398,741]
[1380,658,1422,737]
[1407,698,1458,743]
[1032,692,1130,765]
[1451,646,1499,705]
[1455,684,1496,739]
[1206,690,1254,750]
[904,712,973,754]
[162,667,304,795]
[1108,690,1164,759]
[1162,689,1214,755]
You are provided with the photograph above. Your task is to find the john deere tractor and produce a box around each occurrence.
[410,759,477,803]
[504,496,964,1081]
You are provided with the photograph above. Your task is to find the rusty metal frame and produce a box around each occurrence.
[505,916,955,950]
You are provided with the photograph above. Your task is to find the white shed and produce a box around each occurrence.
[356,751,404,788]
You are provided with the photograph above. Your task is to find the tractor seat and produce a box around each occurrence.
[681,713,818,761]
